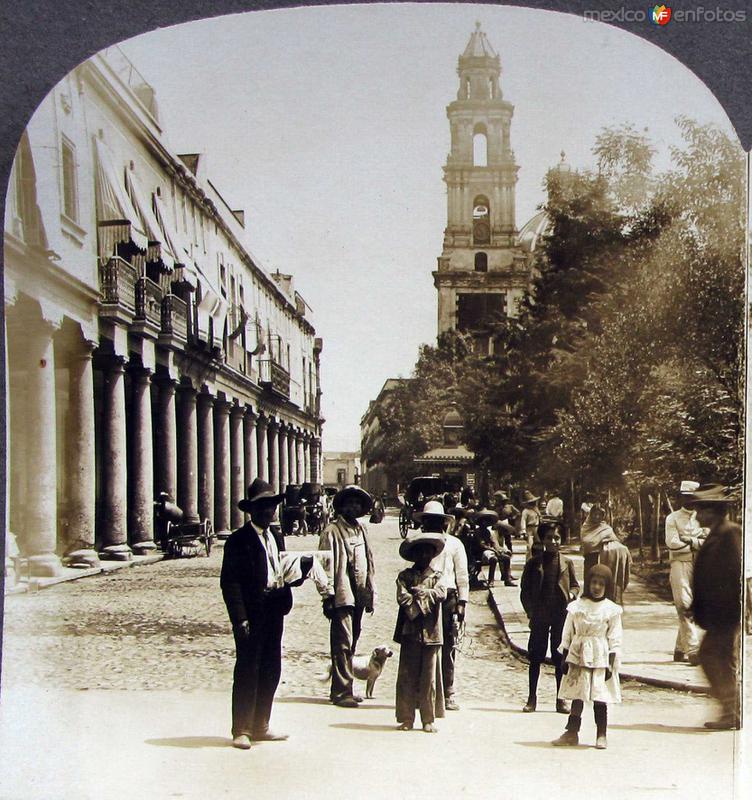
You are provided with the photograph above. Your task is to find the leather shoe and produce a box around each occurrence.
[673,650,687,663]
[595,735,607,750]
[334,697,360,708]
[504,580,518,587]
[522,700,536,713]
[253,729,288,741]
[232,734,252,749]
[353,694,364,703]
[556,699,571,714]
[445,698,460,711]
[551,730,579,746]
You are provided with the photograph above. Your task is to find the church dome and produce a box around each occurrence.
[442,406,464,428]
[516,210,550,254]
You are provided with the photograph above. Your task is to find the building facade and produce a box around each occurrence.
[322,451,361,490]
[434,23,531,347]
[3,47,323,577]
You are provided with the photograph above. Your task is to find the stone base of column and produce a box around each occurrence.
[215,528,232,540]
[131,540,158,556]
[99,544,133,561]
[26,553,64,578]
[63,549,101,569]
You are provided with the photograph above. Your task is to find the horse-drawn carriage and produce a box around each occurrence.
[154,492,214,558]
[397,476,458,539]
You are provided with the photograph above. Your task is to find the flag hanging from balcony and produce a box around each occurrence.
[124,169,174,270]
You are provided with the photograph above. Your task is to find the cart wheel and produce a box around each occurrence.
[204,520,213,556]
[399,507,410,539]
[163,521,173,556]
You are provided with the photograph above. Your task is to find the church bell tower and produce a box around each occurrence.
[434,24,530,343]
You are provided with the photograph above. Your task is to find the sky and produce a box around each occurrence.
[118,2,738,451]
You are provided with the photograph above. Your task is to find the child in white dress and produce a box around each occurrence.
[552,563,623,749]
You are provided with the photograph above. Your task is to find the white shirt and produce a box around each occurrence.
[664,508,706,563]
[545,497,564,518]
[251,522,284,589]
[431,534,470,603]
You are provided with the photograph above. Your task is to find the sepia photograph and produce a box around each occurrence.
[1,2,749,798]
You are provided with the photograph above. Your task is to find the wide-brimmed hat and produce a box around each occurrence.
[685,484,736,506]
[399,531,446,562]
[521,490,540,505]
[333,485,373,516]
[679,480,700,495]
[473,507,499,525]
[492,490,509,501]
[413,499,453,524]
[238,478,284,512]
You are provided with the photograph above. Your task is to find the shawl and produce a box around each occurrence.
[580,519,618,556]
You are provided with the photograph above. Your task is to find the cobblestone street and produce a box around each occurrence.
[3,515,698,712]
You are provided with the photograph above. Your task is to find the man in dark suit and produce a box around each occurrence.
[221,478,312,749]
[688,484,742,731]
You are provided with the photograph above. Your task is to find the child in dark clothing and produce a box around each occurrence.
[520,521,579,713]
[394,531,447,733]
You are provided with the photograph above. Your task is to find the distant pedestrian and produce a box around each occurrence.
[545,492,564,520]
[518,491,541,559]
[580,504,631,605]
[520,520,579,714]
[395,531,447,732]
[417,500,469,712]
[319,485,376,708]
[664,480,706,663]
[220,478,313,749]
[460,485,475,506]
[552,564,623,750]
[687,484,742,730]
[473,508,514,587]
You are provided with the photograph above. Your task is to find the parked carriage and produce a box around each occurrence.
[280,484,308,535]
[154,492,214,558]
[397,476,456,539]
[300,482,326,535]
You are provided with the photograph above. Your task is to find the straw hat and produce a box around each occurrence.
[333,485,373,517]
[413,499,453,524]
[238,478,283,512]
[399,531,446,562]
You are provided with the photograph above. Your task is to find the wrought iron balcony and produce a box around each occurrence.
[99,256,137,317]
[161,293,188,341]
[135,276,163,329]
[258,358,290,398]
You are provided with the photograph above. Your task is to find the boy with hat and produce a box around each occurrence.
[318,484,377,708]
[518,490,541,560]
[418,500,469,711]
[664,479,706,663]
[687,484,742,730]
[220,478,313,749]
[395,530,447,732]
[473,508,515,587]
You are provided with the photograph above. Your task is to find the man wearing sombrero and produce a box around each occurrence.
[518,490,541,560]
[220,478,313,749]
[686,484,742,730]
[318,484,376,708]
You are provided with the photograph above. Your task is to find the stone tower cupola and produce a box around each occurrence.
[434,23,531,347]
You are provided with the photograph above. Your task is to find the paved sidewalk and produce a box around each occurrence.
[488,543,710,694]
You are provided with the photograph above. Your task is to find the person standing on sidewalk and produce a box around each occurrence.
[394,531,447,732]
[518,490,541,560]
[665,479,706,663]
[418,500,469,712]
[318,485,377,708]
[220,478,313,749]
[552,564,623,750]
[520,520,579,715]
[687,484,742,730]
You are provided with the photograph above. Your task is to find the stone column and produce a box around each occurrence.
[287,431,295,486]
[266,420,279,493]
[303,433,311,482]
[21,324,63,576]
[295,431,305,484]
[230,403,245,529]
[197,391,215,529]
[176,383,200,524]
[243,407,258,494]
[310,436,321,484]
[64,340,99,566]
[213,397,232,536]
[256,414,269,483]
[99,354,131,561]
[154,377,177,501]
[278,423,288,493]
[127,366,157,553]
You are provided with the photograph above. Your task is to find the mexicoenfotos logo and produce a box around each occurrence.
[650,5,672,25]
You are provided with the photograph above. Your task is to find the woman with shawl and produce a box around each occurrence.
[580,504,631,606]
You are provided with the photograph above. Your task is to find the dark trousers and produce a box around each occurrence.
[329,604,364,702]
[566,699,607,735]
[699,625,740,721]
[441,591,458,697]
[396,640,441,726]
[526,610,566,700]
[231,608,285,737]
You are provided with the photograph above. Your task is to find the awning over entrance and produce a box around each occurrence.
[194,262,228,341]
[94,137,148,258]
[152,193,199,288]
[125,169,174,271]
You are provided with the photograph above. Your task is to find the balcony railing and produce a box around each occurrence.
[135,276,163,328]
[99,256,137,314]
[258,358,290,398]
[161,294,188,341]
